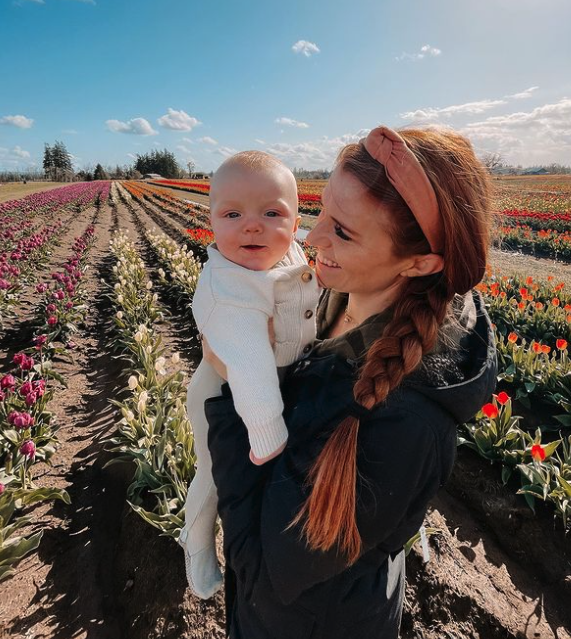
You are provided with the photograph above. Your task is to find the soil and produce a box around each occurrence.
[0,189,570,639]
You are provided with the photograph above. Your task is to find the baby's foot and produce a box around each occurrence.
[179,531,223,599]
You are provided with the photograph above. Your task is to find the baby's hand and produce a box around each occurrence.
[249,441,286,465]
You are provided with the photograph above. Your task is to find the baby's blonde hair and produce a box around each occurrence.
[215,150,289,175]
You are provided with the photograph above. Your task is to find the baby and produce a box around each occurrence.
[178,150,320,599]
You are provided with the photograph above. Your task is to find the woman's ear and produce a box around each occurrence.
[400,253,444,278]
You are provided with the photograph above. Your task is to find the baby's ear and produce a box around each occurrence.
[293,216,301,233]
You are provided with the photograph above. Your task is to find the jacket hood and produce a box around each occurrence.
[405,290,497,424]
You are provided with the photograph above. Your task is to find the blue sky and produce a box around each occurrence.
[1,0,570,172]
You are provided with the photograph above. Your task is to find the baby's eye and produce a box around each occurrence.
[265,210,280,217]
[334,223,351,241]
[225,211,241,218]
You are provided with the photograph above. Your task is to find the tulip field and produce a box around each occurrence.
[0,176,570,639]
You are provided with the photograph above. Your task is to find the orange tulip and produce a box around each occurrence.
[508,332,518,343]
[556,339,568,350]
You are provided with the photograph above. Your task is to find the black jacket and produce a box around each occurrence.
[205,290,497,639]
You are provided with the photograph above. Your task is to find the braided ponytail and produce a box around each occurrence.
[290,128,492,565]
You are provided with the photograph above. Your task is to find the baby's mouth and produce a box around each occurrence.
[242,245,266,250]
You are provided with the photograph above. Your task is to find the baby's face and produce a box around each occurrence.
[209,164,300,271]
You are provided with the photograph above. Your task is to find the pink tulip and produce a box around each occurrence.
[47,316,58,326]
[33,379,46,396]
[20,381,33,396]
[25,392,38,407]
[0,483,5,495]
[0,279,9,290]
[46,304,57,313]
[36,283,48,293]
[20,440,36,459]
[0,374,16,390]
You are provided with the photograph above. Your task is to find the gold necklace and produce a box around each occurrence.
[344,306,355,324]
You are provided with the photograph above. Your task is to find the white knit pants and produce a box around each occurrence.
[179,359,224,598]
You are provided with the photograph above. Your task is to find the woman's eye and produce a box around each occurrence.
[334,223,351,241]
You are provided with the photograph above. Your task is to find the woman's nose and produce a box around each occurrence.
[306,217,329,247]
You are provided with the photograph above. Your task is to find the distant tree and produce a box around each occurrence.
[75,169,93,182]
[481,152,505,173]
[93,163,109,180]
[43,140,73,181]
[133,148,182,178]
[43,144,54,179]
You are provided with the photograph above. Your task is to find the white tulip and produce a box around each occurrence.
[146,281,153,290]
[114,283,121,291]
[125,409,135,422]
[116,311,123,320]
[128,375,138,390]
[171,352,180,364]
[158,268,165,278]
[134,331,143,342]
[155,357,166,372]
[117,295,124,304]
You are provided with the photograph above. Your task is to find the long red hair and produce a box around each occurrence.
[290,128,492,564]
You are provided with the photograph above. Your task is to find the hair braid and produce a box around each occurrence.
[291,127,492,567]
[355,280,450,408]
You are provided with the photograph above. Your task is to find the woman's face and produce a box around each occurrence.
[306,167,416,298]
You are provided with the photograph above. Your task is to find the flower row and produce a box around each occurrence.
[104,231,194,539]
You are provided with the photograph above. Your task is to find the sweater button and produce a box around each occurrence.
[301,271,313,283]
[303,344,312,354]
[304,309,313,319]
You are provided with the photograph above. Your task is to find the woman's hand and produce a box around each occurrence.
[202,317,276,381]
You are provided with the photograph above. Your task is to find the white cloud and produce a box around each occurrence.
[157,108,201,132]
[506,86,539,100]
[62,128,78,135]
[13,146,30,159]
[401,99,508,122]
[263,130,370,169]
[0,114,34,129]
[275,117,310,129]
[215,146,239,158]
[127,153,137,160]
[106,118,158,136]
[254,139,266,145]
[462,98,571,164]
[292,40,320,58]
[0,145,34,167]
[198,136,217,145]
[396,44,441,62]
[176,144,193,154]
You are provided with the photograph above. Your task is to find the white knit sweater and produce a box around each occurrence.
[192,241,320,458]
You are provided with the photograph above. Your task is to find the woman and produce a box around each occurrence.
[203,126,497,638]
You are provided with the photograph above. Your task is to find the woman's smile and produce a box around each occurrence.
[317,255,341,269]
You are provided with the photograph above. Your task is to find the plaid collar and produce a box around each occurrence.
[312,289,391,363]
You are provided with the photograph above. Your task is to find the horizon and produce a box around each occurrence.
[1,0,570,173]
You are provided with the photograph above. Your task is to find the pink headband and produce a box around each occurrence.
[361,126,444,254]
